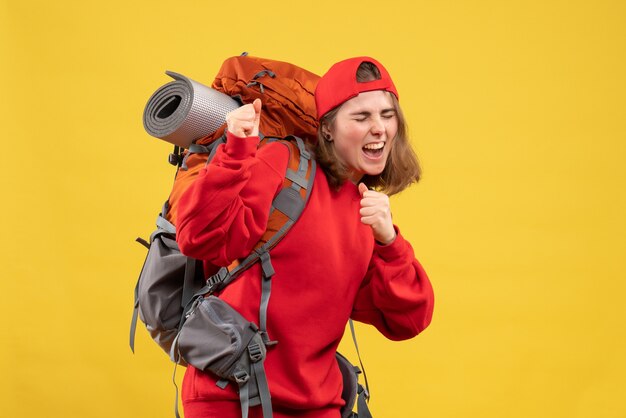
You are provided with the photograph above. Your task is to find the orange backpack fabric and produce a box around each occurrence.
[166,55,320,226]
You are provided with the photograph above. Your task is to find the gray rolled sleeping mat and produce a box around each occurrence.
[143,71,240,148]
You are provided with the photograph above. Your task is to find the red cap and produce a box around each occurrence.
[315,56,399,119]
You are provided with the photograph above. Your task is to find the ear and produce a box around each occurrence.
[321,123,333,141]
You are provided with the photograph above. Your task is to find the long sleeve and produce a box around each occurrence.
[351,227,434,340]
[176,132,289,266]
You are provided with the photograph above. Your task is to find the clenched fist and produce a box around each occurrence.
[358,183,396,245]
[226,98,262,137]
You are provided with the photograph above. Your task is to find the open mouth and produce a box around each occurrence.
[362,142,385,158]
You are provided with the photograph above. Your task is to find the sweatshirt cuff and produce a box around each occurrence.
[224,131,260,159]
[374,226,409,261]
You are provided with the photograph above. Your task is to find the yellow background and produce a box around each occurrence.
[1,0,625,417]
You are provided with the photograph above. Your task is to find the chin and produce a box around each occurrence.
[366,164,386,176]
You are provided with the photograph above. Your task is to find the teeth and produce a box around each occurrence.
[363,142,384,150]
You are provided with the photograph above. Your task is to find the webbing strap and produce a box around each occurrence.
[239,382,250,418]
[206,134,226,167]
[257,250,277,345]
[258,250,275,278]
[285,169,308,189]
[259,277,273,345]
[252,360,273,418]
[293,136,310,182]
[349,319,370,401]
[182,143,213,170]
[155,214,176,236]
[208,136,315,292]
[188,143,213,154]
[203,267,230,294]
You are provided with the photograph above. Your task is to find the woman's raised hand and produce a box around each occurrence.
[358,183,396,245]
[226,98,262,137]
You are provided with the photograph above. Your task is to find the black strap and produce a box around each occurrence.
[257,250,277,345]
[181,257,198,311]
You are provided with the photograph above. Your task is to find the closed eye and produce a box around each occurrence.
[351,111,370,122]
[350,108,396,121]
[382,109,396,119]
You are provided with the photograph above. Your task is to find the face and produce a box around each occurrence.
[324,90,398,183]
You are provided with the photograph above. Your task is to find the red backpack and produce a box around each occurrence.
[132,54,372,418]
[159,54,320,226]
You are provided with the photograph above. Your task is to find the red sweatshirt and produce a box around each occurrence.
[176,132,434,418]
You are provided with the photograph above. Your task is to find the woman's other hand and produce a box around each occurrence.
[226,98,262,137]
[358,183,396,245]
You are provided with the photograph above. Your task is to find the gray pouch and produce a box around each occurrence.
[176,295,267,384]
[134,224,203,363]
[137,232,186,353]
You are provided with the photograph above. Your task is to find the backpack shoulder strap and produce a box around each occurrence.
[258,135,316,249]
[202,135,316,293]
[173,135,315,418]
[191,135,315,347]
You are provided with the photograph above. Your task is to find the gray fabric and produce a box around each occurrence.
[258,264,275,345]
[143,71,240,148]
[285,169,308,189]
[131,134,315,418]
[357,386,372,418]
[181,142,215,170]
[336,352,359,418]
[252,360,273,418]
[336,351,373,418]
[129,292,140,353]
[218,136,315,285]
[272,187,305,221]
[177,296,266,379]
[133,228,202,363]
[292,135,316,210]
[335,322,373,418]
[155,213,176,236]
[181,257,201,313]
[176,296,273,417]
[239,380,250,418]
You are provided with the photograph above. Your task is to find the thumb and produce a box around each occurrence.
[252,98,262,135]
[358,183,369,197]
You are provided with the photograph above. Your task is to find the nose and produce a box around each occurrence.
[370,117,385,136]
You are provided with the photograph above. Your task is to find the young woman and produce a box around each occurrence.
[176,56,434,418]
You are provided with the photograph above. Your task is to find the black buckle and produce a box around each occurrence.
[205,268,230,292]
